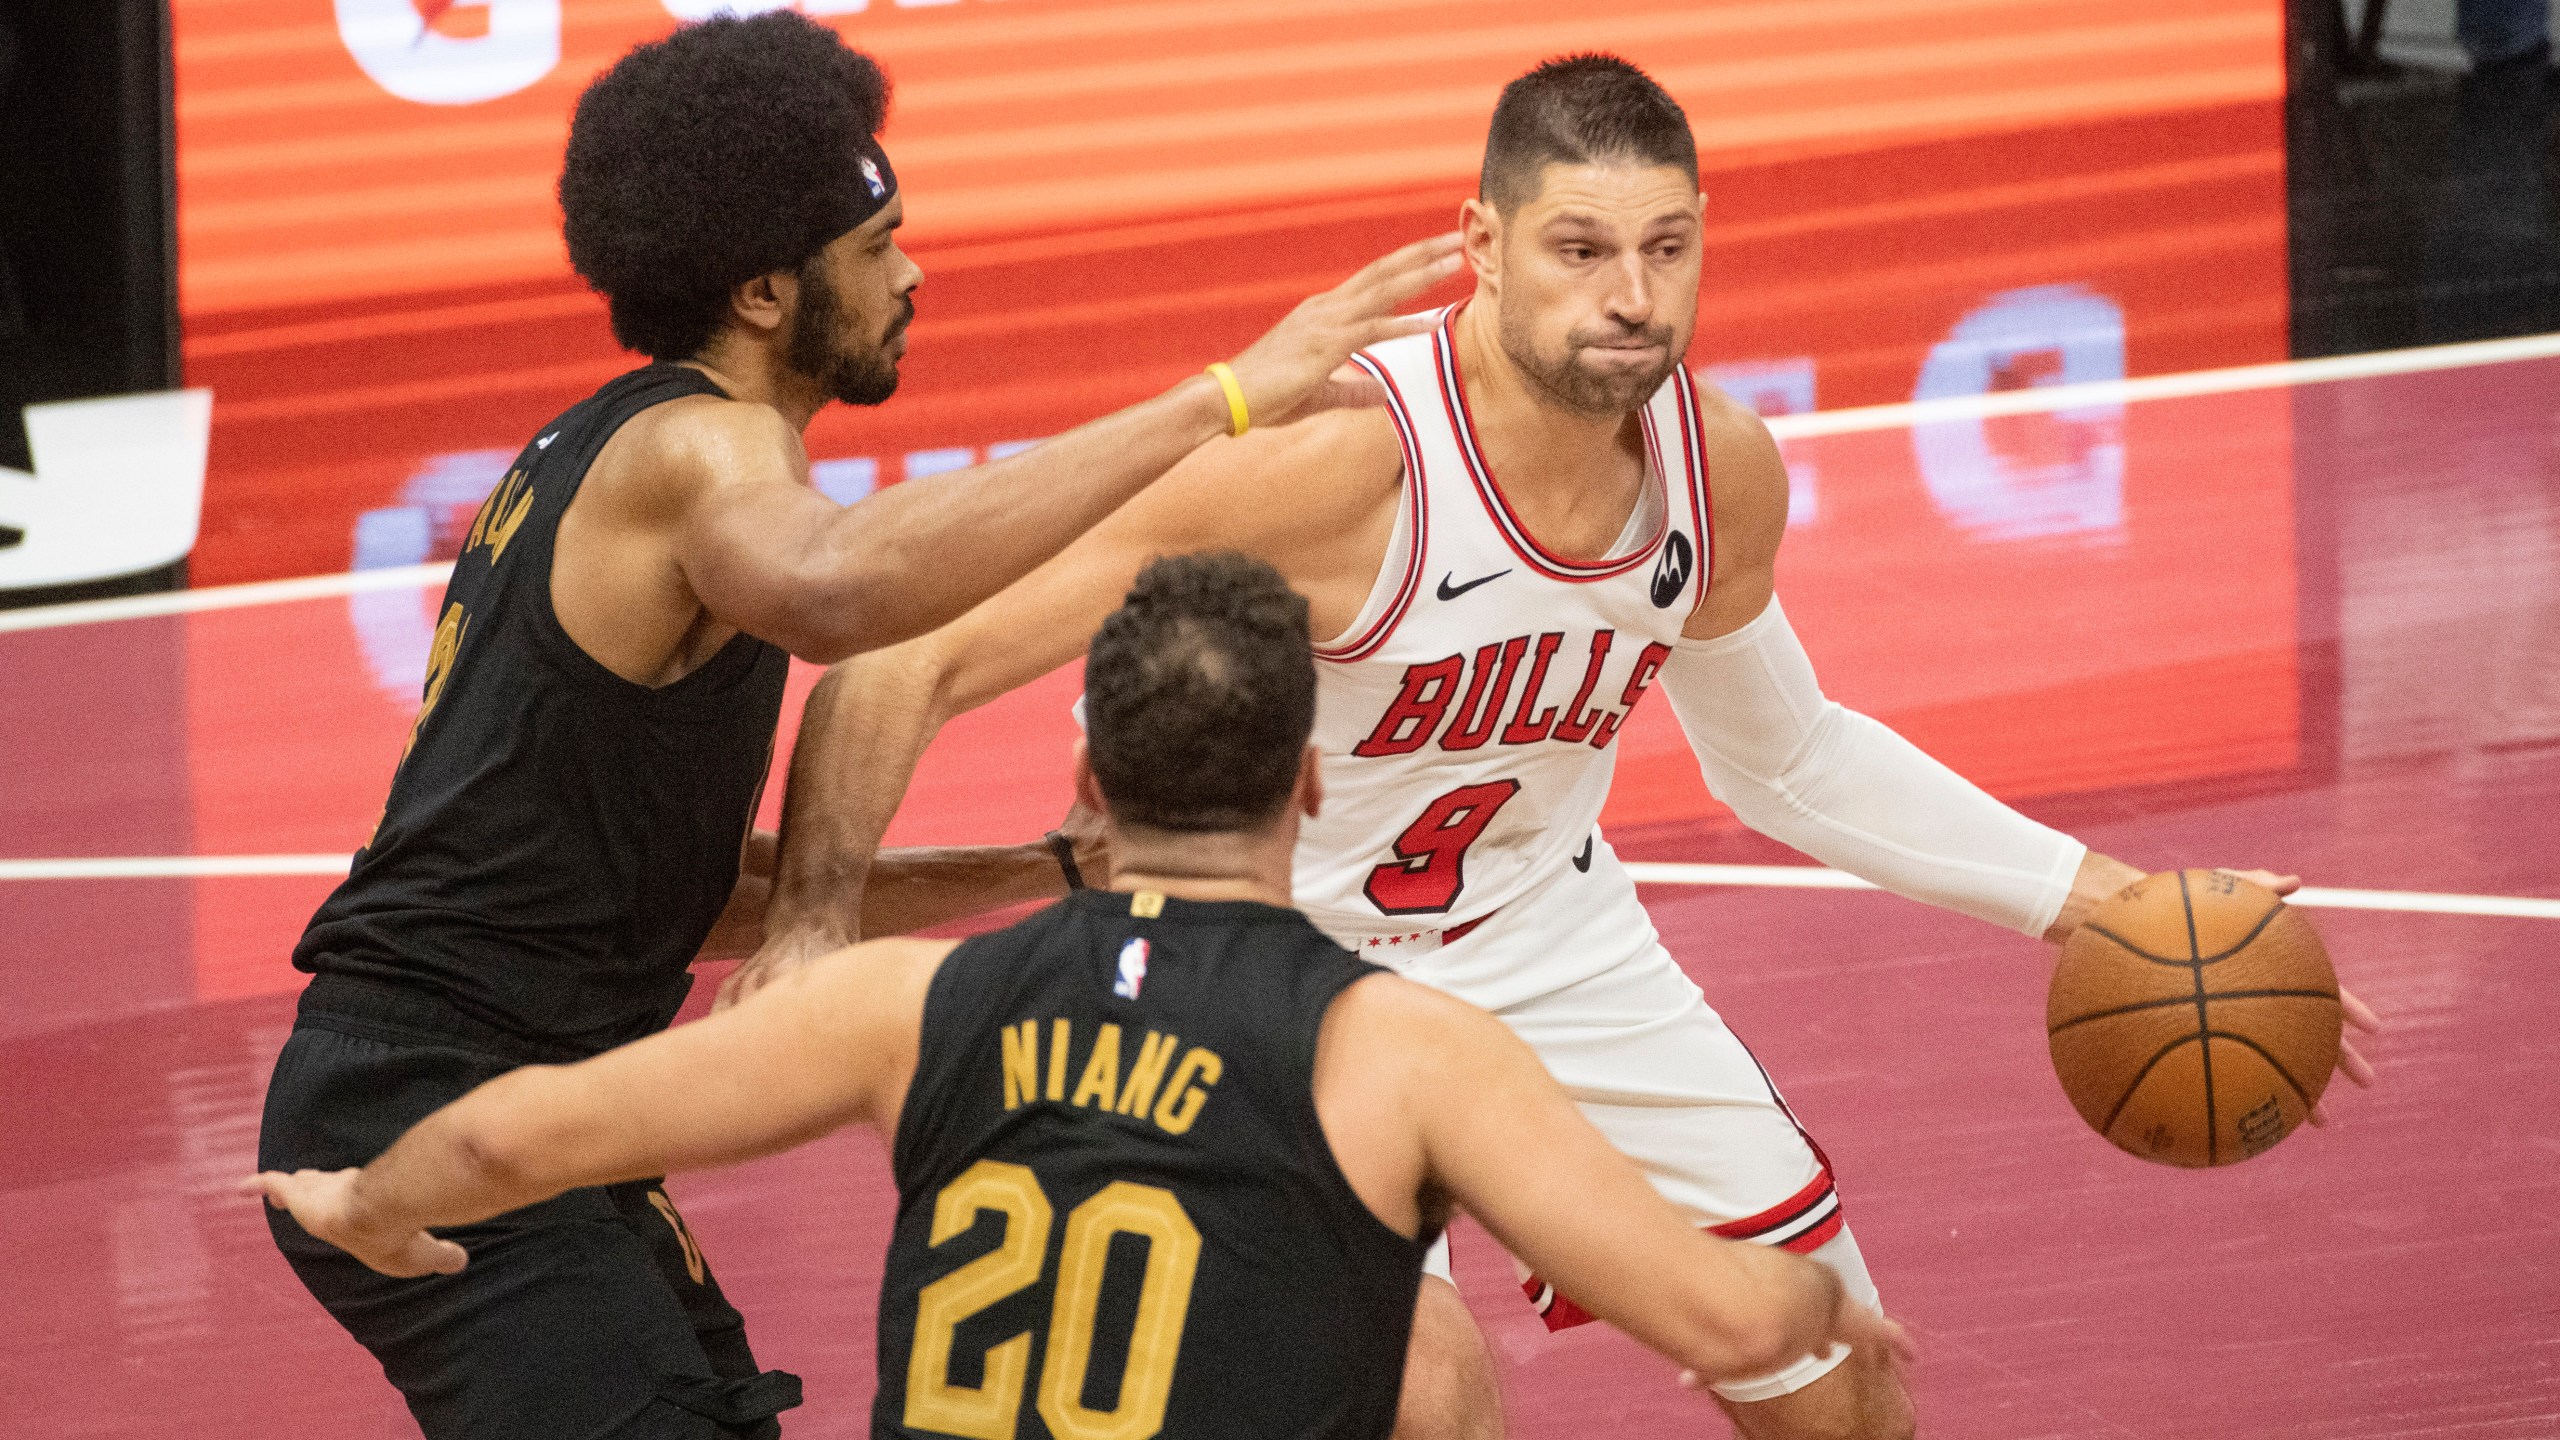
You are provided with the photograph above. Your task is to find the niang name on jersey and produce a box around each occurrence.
[999,1018,1225,1137]
[1355,629,1674,758]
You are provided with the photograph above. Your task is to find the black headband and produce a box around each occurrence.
[800,138,898,263]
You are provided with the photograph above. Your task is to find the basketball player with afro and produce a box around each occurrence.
[253,14,1456,1439]
[737,54,2382,1440]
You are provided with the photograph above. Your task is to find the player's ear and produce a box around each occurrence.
[1071,739,1109,819]
[1459,196,1501,289]
[728,269,791,338]
[1295,744,1324,820]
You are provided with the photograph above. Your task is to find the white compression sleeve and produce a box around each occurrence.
[1660,596,2086,937]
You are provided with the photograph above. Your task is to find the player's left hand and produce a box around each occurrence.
[2221,870,2381,1124]
[242,1169,466,1279]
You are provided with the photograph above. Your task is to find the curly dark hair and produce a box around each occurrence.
[1085,553,1316,834]
[560,13,889,361]
[1480,53,1697,213]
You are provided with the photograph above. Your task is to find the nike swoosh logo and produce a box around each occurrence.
[1572,835,1594,872]
[1437,568,1510,601]
[535,432,557,450]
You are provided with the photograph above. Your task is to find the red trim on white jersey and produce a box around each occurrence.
[1431,312,1670,584]
[1314,351,1430,664]
[1674,367,1717,618]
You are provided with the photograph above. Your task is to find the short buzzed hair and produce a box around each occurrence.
[1479,54,1698,213]
[1084,553,1315,833]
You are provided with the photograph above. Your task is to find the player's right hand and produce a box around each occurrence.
[242,1169,468,1279]
[1673,1304,1916,1392]
[1221,233,1465,428]
[1830,1303,1916,1379]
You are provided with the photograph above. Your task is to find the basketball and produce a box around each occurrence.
[2047,870,2342,1168]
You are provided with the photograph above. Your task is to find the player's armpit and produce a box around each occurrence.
[1355,982,1851,1385]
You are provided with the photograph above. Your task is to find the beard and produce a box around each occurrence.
[1497,305,1681,418]
[789,258,907,408]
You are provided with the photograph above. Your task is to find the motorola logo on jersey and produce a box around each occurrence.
[1352,629,1673,759]
[336,0,560,106]
[1650,530,1693,609]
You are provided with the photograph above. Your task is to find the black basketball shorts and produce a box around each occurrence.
[258,1018,802,1440]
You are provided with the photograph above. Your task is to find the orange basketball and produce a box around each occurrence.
[2047,870,2341,1167]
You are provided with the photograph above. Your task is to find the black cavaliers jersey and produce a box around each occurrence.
[876,890,1434,1440]
[295,364,790,1056]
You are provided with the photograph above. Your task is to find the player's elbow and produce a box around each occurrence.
[444,1070,580,1207]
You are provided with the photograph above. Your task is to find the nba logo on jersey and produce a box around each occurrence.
[1113,938,1150,1000]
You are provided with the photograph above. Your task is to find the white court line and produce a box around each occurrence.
[0,854,353,880]
[0,562,452,636]
[0,854,2553,920]
[2,332,2558,637]
[1621,862,2560,920]
[1761,329,2560,440]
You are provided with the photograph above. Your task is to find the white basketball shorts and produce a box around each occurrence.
[1363,834,1882,1404]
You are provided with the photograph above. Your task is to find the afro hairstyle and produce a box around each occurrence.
[560,13,889,361]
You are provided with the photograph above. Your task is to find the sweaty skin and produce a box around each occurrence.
[746,162,2377,1440]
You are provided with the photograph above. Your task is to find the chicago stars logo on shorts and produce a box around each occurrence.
[1113,938,1150,1000]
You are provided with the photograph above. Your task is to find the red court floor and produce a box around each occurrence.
[3,354,2556,1435]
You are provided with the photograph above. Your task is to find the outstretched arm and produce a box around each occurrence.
[696,828,1075,961]
[724,407,1400,1007]
[247,937,951,1278]
[673,236,1461,662]
[1319,977,1908,1387]
[1673,390,2376,1092]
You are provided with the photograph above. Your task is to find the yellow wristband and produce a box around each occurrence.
[1204,361,1250,438]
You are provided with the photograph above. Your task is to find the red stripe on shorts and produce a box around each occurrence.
[1519,1168,1843,1332]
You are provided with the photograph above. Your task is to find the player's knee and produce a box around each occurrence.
[1392,1276,1503,1440]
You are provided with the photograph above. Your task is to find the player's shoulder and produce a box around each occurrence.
[1233,405,1402,482]
[1683,367,1788,546]
[598,392,805,516]
[1683,368,1780,460]
[1155,405,1404,545]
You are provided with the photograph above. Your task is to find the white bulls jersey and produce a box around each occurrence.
[1293,312,1713,949]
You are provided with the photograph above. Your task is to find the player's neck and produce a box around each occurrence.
[678,343,827,432]
[1106,825,1295,910]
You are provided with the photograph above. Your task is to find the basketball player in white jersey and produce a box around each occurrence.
[732,55,2377,1440]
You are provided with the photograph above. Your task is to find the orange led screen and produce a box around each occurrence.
[165,0,2298,893]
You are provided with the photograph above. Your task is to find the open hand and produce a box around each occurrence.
[1678,1305,1915,1392]
[1223,233,1465,428]
[242,1169,465,1279]
[2221,871,2381,1124]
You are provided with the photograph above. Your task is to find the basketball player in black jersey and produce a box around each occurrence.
[254,16,1460,1439]
[253,554,1909,1438]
